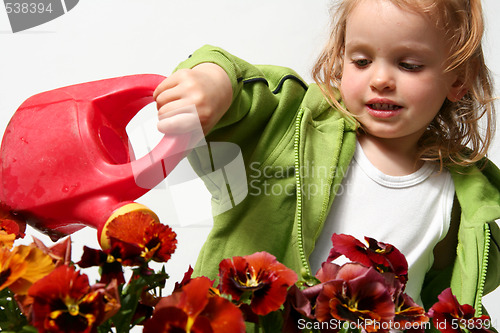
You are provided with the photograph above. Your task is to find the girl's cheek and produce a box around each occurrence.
[340,75,359,104]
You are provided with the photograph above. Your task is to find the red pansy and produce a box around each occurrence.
[218,251,298,316]
[328,234,408,284]
[393,288,429,332]
[28,265,106,333]
[0,202,26,239]
[105,211,177,263]
[314,262,395,332]
[77,239,144,284]
[428,288,492,333]
[144,276,245,333]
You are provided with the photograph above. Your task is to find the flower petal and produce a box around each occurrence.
[1,245,55,295]
[178,277,212,318]
[315,262,342,283]
[0,230,16,249]
[173,266,194,292]
[32,236,72,267]
[143,222,177,262]
[365,237,408,282]
[328,234,371,266]
[29,265,90,305]
[143,306,189,333]
[0,246,27,291]
[91,280,121,322]
[10,246,55,295]
[201,294,245,332]
[394,293,428,330]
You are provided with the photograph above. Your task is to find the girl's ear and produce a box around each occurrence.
[447,78,468,102]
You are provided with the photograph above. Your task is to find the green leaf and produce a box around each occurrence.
[107,264,169,332]
[0,288,31,332]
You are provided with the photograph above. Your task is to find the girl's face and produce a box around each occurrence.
[340,0,463,146]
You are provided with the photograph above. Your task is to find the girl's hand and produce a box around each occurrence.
[153,63,233,135]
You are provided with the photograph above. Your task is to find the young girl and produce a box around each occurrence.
[153,0,500,315]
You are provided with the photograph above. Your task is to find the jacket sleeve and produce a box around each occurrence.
[174,45,308,144]
[173,45,310,205]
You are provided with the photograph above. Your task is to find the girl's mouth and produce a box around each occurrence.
[368,103,402,111]
[365,103,403,118]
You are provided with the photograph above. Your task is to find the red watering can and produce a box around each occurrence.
[0,74,189,246]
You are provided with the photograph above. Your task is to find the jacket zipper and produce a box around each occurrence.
[294,109,311,277]
[475,223,491,315]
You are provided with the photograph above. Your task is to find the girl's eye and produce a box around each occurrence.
[399,62,423,71]
[352,59,371,68]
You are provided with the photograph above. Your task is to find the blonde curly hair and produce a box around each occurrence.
[312,0,496,168]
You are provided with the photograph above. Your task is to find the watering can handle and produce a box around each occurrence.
[88,74,191,190]
[88,74,167,129]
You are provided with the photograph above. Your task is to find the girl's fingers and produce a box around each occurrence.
[154,64,231,135]
[155,88,182,112]
[157,104,202,135]
[153,68,194,100]
[157,99,194,118]
[153,73,181,100]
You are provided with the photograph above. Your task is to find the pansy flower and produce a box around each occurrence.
[0,203,26,248]
[105,211,177,263]
[90,280,121,323]
[0,245,55,295]
[0,203,26,235]
[428,288,492,333]
[28,265,107,333]
[77,239,144,284]
[282,285,316,333]
[314,262,395,332]
[328,234,408,284]
[392,288,428,332]
[143,276,245,333]
[218,251,298,316]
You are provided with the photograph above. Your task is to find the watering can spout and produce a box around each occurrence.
[0,75,190,245]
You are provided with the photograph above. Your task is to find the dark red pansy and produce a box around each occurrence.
[328,234,408,284]
[314,262,395,333]
[393,291,429,332]
[0,202,26,240]
[28,265,106,333]
[105,211,177,263]
[428,288,492,333]
[144,277,245,333]
[77,240,144,284]
[218,251,298,316]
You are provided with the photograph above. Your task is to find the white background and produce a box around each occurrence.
[0,0,499,328]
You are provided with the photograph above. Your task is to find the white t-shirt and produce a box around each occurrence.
[309,142,455,303]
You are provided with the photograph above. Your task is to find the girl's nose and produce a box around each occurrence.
[370,65,395,92]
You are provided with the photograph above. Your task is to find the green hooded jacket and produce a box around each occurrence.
[175,45,500,317]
